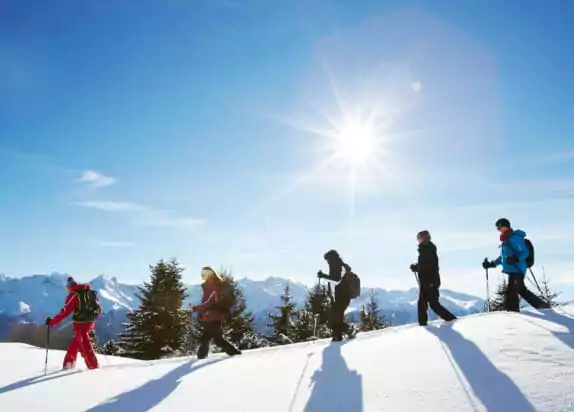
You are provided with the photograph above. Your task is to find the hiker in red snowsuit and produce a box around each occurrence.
[46,277,102,370]
[192,267,241,359]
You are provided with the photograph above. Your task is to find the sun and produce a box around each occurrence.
[334,121,377,166]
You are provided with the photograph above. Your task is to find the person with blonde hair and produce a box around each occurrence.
[191,266,241,359]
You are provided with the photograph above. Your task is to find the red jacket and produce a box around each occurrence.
[192,278,225,322]
[49,284,102,327]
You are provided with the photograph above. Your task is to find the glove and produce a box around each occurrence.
[45,317,52,327]
[409,264,418,273]
[482,260,495,269]
[317,270,325,278]
[506,256,519,264]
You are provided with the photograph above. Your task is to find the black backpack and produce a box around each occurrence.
[344,271,361,299]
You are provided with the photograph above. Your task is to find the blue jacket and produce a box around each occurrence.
[493,229,529,275]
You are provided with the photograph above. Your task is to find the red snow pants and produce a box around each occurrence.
[63,322,99,370]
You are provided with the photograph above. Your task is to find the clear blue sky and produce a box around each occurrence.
[2,0,573,299]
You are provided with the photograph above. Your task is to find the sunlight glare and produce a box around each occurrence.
[335,120,377,165]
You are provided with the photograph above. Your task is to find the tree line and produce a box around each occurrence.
[7,258,560,359]
[101,259,389,360]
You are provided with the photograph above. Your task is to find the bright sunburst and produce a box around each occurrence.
[333,118,378,166]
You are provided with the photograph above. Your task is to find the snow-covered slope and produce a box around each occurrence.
[1,305,573,411]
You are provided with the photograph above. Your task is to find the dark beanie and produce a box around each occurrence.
[495,218,511,228]
[66,277,77,288]
[417,230,431,240]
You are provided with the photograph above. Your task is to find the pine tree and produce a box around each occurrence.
[89,330,100,353]
[101,340,120,356]
[359,290,387,331]
[528,267,561,307]
[219,270,261,350]
[267,284,297,344]
[489,278,510,312]
[292,281,332,341]
[182,307,203,355]
[119,259,188,360]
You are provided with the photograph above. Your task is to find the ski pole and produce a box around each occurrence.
[485,267,490,312]
[44,325,50,375]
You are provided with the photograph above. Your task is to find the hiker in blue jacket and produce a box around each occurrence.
[483,218,549,312]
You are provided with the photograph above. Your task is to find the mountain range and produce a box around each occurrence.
[0,272,485,340]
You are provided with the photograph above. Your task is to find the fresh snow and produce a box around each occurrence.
[1,306,574,411]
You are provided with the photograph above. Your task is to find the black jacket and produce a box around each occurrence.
[319,263,351,301]
[417,241,441,288]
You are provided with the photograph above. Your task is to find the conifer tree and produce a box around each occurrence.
[89,330,100,353]
[489,278,510,312]
[119,259,188,360]
[101,339,120,356]
[219,270,260,350]
[292,281,332,341]
[528,267,561,307]
[267,284,297,344]
[359,290,387,331]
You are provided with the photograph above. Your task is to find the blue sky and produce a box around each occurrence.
[1,0,573,300]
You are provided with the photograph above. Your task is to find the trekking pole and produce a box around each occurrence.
[485,267,491,312]
[44,325,50,376]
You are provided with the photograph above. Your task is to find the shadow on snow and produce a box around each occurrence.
[427,325,536,412]
[87,357,226,412]
[303,341,363,412]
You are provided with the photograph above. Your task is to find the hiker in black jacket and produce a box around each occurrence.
[409,230,457,326]
[318,249,355,341]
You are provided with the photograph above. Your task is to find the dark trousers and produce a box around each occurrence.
[418,285,457,326]
[330,294,351,340]
[506,274,550,312]
[197,321,241,359]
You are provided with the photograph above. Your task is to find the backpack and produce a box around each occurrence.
[218,281,237,316]
[73,289,100,322]
[504,235,535,269]
[524,238,535,269]
[345,271,361,299]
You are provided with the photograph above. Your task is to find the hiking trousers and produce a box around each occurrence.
[63,322,99,369]
[330,294,351,340]
[418,285,457,326]
[506,274,550,312]
[197,320,241,359]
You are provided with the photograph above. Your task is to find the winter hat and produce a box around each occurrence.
[66,277,77,288]
[417,230,431,240]
[495,218,511,229]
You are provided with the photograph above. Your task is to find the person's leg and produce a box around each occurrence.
[77,323,99,369]
[417,287,429,326]
[515,275,551,309]
[211,321,241,356]
[506,275,521,312]
[426,287,457,322]
[197,322,214,359]
[62,329,80,369]
[330,298,344,340]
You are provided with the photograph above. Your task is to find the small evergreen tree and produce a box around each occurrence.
[101,339,120,356]
[528,267,561,307]
[267,284,297,344]
[359,290,387,331]
[489,278,510,312]
[292,281,332,341]
[219,270,261,350]
[118,259,188,360]
[89,330,101,353]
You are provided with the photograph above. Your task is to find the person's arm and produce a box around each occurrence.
[507,236,528,263]
[49,293,78,327]
[193,288,218,312]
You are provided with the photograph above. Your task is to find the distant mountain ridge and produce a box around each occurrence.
[0,272,485,340]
